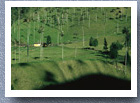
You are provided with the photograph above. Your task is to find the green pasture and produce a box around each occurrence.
[11,7,131,90]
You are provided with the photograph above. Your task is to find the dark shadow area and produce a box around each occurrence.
[118,55,125,65]
[12,58,18,60]
[83,47,94,50]
[16,52,19,55]
[18,63,30,67]
[94,51,110,59]
[11,84,14,90]
[34,71,58,90]
[100,59,114,65]
[43,71,57,83]
[44,57,48,59]
[93,50,129,66]
[76,60,86,65]
[39,74,131,90]
[33,57,40,59]
[67,65,73,71]
[67,65,76,79]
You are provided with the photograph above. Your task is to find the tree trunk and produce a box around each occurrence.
[82,26,85,47]
[39,29,44,61]
[96,13,97,22]
[121,8,123,21]
[38,13,40,29]
[67,13,69,31]
[27,13,31,62]
[18,8,20,63]
[83,14,84,24]
[14,19,16,63]
[75,46,77,58]
[126,12,127,22]
[87,8,89,18]
[125,41,128,75]
[62,44,64,60]
[74,7,75,16]
[33,12,35,43]
[89,15,90,28]
[57,17,60,45]
[104,23,106,37]
[27,32,29,62]
[97,32,98,38]
[40,38,42,61]
[115,59,118,69]
[117,23,119,33]
[106,12,107,22]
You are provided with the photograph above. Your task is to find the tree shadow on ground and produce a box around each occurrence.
[12,58,18,61]
[35,71,58,90]
[94,50,127,66]
[18,63,30,67]
[76,60,87,65]
[33,57,40,60]
[43,71,57,83]
[83,47,94,50]
[38,74,131,90]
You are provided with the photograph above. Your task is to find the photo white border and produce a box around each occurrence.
[5,1,137,97]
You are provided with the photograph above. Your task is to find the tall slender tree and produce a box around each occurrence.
[27,9,31,62]
[82,26,85,47]
[96,13,97,22]
[117,23,119,33]
[57,16,60,45]
[89,14,90,28]
[33,12,35,43]
[103,38,108,51]
[14,18,16,63]
[122,27,130,74]
[18,8,21,63]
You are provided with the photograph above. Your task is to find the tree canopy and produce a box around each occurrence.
[110,41,123,59]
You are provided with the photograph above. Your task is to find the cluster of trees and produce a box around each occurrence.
[12,7,130,65]
[89,37,98,48]
[88,26,131,69]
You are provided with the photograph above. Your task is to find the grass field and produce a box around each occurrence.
[11,7,131,90]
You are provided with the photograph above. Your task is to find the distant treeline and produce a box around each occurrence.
[11,7,30,25]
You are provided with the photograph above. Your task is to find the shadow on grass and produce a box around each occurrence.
[18,63,30,67]
[33,57,40,59]
[39,74,131,90]
[94,51,110,59]
[12,58,18,61]
[44,71,57,83]
[94,50,127,66]
[67,65,77,79]
[83,47,94,50]
[67,65,73,71]
[76,60,86,65]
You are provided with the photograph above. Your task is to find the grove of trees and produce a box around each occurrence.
[89,37,98,48]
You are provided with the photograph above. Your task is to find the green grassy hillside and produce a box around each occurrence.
[11,7,131,45]
[11,7,131,90]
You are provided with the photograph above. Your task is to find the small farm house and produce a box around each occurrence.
[34,43,41,47]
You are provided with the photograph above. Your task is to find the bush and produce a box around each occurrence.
[89,37,98,47]
[93,39,98,47]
